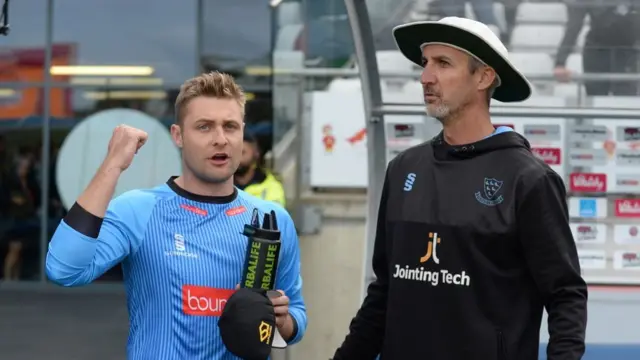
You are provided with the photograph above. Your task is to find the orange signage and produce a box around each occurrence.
[0,44,75,119]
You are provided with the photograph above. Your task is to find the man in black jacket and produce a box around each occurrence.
[554,0,640,95]
[332,17,588,360]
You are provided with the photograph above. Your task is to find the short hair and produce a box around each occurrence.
[468,56,499,104]
[174,71,246,124]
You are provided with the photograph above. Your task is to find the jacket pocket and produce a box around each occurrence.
[496,330,507,360]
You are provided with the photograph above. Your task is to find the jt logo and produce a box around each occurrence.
[259,321,273,343]
[420,232,441,264]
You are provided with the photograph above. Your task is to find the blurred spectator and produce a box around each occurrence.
[33,143,65,220]
[2,148,40,281]
[234,133,286,206]
[554,0,640,95]
[498,0,523,44]
[433,0,500,33]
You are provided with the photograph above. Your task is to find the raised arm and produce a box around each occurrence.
[45,125,151,286]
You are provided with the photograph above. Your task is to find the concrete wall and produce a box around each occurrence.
[281,193,640,360]
[275,193,368,360]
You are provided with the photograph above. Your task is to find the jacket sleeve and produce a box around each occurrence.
[266,180,286,207]
[517,171,588,360]
[333,169,390,360]
[555,0,587,66]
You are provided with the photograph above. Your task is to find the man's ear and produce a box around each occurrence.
[170,124,183,148]
[478,67,497,92]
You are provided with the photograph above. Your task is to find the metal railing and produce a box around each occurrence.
[270,68,640,197]
[273,68,640,287]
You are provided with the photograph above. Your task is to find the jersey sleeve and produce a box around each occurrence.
[273,207,307,344]
[45,190,156,287]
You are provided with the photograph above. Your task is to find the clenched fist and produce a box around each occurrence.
[105,125,148,171]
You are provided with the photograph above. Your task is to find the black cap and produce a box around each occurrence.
[219,288,276,360]
[243,132,258,143]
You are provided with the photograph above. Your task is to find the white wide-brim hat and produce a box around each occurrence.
[392,17,532,102]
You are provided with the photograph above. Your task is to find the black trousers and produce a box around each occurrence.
[583,46,638,96]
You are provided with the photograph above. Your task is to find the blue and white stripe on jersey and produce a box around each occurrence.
[46,180,307,359]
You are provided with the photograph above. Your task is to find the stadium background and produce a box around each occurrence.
[0,0,639,359]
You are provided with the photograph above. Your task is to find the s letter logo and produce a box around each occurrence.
[404,173,417,192]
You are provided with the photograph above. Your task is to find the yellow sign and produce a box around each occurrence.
[259,321,273,343]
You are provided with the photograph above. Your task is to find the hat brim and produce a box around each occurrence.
[392,22,532,103]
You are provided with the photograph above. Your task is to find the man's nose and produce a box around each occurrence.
[420,64,437,85]
[211,127,228,146]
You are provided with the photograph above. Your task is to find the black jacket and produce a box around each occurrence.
[556,0,640,66]
[333,130,588,360]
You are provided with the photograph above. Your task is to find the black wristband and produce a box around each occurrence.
[64,202,104,238]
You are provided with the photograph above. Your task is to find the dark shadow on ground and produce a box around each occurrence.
[0,290,128,360]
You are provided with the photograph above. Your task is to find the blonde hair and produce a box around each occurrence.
[174,71,246,124]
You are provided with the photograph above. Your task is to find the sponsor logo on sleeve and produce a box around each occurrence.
[404,173,417,192]
[569,173,607,192]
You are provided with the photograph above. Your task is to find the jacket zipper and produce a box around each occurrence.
[496,330,506,360]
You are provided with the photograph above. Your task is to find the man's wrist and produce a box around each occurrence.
[278,314,296,341]
[99,160,123,177]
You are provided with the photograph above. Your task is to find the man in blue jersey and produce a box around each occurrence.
[45,71,307,359]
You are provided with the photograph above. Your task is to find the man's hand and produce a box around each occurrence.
[76,125,147,217]
[105,125,148,171]
[269,290,296,341]
[269,290,290,329]
[235,285,295,340]
[553,66,571,83]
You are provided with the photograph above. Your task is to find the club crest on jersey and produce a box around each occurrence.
[475,177,504,206]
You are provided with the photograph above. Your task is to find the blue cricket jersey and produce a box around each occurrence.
[45,177,307,359]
